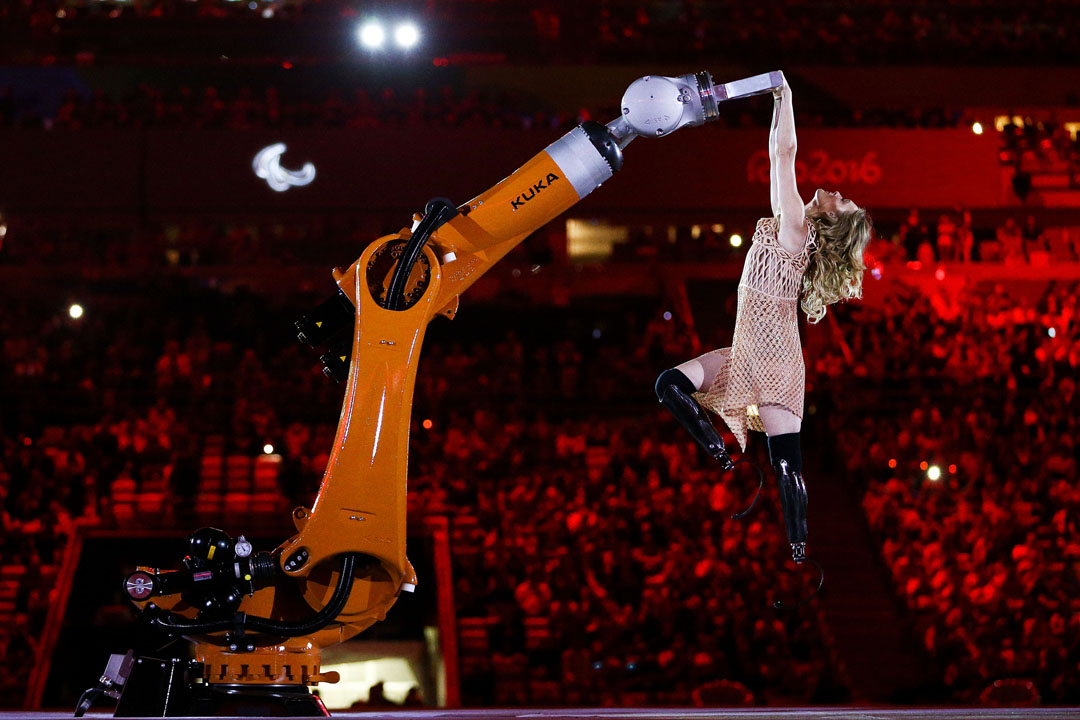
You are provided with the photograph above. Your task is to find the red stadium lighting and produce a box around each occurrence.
[888,458,897,469]
[948,464,957,474]
[422,419,433,429]
[919,461,929,471]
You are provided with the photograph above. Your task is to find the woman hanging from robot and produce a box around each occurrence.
[654,75,873,596]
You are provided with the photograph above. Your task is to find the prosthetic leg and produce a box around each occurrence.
[654,369,767,520]
[768,433,807,563]
[774,459,808,564]
[767,433,823,608]
[654,368,734,470]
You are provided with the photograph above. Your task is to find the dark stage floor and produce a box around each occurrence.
[5,709,1080,720]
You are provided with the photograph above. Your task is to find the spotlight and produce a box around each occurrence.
[263,443,274,455]
[927,465,941,481]
[972,122,984,135]
[729,233,743,248]
[69,303,84,319]
[662,311,672,321]
[357,21,385,49]
[1048,327,1056,338]
[422,419,433,430]
[394,22,420,49]
[888,458,897,469]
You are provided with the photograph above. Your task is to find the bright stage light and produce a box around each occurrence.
[358,21,386,49]
[972,122,983,135]
[394,22,420,49]
[263,444,275,455]
[69,304,84,319]
[927,465,941,481]
[730,233,743,248]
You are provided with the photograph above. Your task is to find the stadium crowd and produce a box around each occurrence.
[2,250,1078,705]
[2,0,1078,65]
[0,276,840,707]
[814,281,1079,704]
[3,207,1079,271]
[0,82,973,132]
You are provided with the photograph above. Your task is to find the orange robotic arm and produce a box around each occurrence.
[105,70,782,717]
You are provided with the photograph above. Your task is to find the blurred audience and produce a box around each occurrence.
[1,236,1078,706]
[3,0,1078,65]
[817,281,1078,703]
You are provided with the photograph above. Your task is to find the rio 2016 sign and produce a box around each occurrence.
[747,149,882,186]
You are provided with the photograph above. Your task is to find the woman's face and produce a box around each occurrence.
[810,188,859,217]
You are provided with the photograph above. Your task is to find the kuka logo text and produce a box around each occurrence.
[510,173,561,211]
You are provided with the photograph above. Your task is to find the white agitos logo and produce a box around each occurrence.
[253,143,316,192]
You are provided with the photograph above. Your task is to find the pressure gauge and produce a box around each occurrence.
[234,535,253,558]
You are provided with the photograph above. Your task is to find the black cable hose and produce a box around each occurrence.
[244,553,357,636]
[148,553,359,638]
[729,458,766,520]
[385,200,455,311]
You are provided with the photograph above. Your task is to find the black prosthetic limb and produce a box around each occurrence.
[655,368,765,519]
[654,368,734,470]
[774,459,808,563]
[768,433,823,609]
[768,433,806,561]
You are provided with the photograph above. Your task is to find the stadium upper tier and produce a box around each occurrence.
[1,0,1077,65]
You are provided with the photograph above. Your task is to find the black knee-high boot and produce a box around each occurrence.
[655,368,734,470]
[768,432,807,563]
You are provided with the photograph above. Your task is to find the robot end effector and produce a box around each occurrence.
[606,70,784,148]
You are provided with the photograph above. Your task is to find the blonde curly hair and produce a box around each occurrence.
[801,206,873,324]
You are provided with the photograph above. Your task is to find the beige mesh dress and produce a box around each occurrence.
[695,216,817,452]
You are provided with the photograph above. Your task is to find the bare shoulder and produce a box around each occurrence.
[777,209,808,255]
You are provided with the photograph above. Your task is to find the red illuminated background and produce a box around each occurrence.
[0,0,1078,712]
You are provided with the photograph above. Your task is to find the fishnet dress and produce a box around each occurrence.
[695,216,817,452]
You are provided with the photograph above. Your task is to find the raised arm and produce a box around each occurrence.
[771,77,808,253]
[769,94,781,217]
